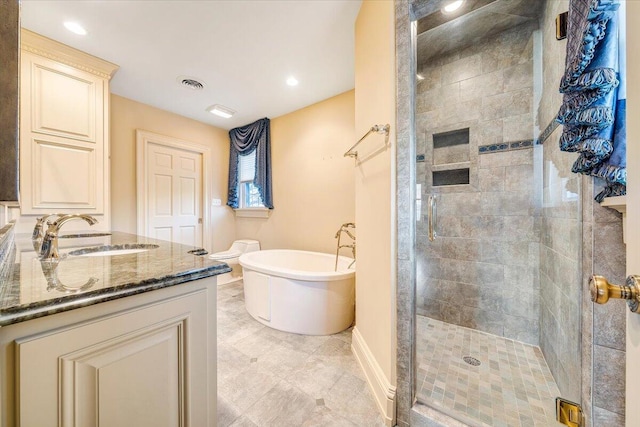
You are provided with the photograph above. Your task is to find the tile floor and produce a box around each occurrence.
[217,281,386,427]
[416,316,560,427]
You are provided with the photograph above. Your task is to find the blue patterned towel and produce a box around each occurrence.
[557,0,626,201]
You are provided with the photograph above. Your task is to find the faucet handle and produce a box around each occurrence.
[32,213,64,240]
[32,221,44,240]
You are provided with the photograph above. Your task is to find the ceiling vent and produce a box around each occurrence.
[177,76,205,90]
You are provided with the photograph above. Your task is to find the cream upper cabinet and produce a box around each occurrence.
[19,29,118,216]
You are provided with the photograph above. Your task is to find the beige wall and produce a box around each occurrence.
[353,0,396,423]
[234,90,355,254]
[110,94,235,252]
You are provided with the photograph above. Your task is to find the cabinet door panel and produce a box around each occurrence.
[19,47,108,216]
[32,137,96,208]
[16,290,209,427]
[61,319,184,427]
[31,60,98,142]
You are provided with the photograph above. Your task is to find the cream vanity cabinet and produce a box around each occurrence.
[19,29,118,217]
[0,278,217,427]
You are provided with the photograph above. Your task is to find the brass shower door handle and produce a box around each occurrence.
[589,275,640,313]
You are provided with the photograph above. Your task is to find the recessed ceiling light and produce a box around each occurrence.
[286,76,299,86]
[443,0,464,13]
[206,104,235,119]
[63,21,87,36]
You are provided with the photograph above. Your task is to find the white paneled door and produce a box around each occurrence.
[146,142,203,247]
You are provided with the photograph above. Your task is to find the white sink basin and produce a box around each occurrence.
[77,248,150,257]
[68,244,159,257]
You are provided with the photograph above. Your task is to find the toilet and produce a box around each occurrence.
[209,240,260,285]
[209,239,261,264]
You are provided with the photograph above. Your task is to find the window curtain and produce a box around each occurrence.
[227,117,274,209]
[556,0,626,202]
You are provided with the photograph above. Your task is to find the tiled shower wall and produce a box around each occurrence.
[538,4,627,424]
[415,22,540,344]
[587,183,627,425]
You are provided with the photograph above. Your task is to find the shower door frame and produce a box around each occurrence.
[394,2,418,425]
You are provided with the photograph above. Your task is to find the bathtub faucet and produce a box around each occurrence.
[338,243,356,260]
[334,223,356,271]
[334,222,356,239]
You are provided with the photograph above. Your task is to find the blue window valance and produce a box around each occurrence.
[556,0,626,202]
[227,117,274,209]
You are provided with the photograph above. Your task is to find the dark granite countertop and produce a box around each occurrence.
[0,231,230,326]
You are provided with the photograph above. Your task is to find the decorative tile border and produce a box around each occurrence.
[537,119,560,145]
[510,139,534,150]
[478,139,534,154]
[478,143,509,154]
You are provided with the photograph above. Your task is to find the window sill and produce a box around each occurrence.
[234,208,271,218]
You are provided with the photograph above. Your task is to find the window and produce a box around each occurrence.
[238,150,264,209]
[226,117,273,212]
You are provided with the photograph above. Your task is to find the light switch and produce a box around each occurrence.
[212,199,222,206]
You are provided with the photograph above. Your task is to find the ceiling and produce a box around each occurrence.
[416,0,542,64]
[21,1,362,130]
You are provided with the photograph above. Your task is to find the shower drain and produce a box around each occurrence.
[462,356,481,366]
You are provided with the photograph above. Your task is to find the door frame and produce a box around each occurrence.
[626,4,639,426]
[136,129,212,251]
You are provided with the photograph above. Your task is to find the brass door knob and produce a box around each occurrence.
[589,275,640,313]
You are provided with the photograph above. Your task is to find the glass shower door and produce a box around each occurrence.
[412,1,582,425]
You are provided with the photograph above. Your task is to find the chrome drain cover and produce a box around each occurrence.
[463,356,481,366]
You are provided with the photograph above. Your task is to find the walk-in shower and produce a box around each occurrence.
[407,1,583,425]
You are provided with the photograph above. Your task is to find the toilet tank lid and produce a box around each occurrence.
[235,239,259,244]
[209,250,241,260]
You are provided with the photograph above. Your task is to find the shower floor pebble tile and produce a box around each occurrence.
[217,281,385,427]
[416,316,560,427]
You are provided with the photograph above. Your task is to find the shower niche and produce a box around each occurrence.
[431,128,470,186]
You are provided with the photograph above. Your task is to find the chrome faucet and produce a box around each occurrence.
[40,214,98,260]
[334,222,356,271]
[32,213,66,252]
[32,213,65,240]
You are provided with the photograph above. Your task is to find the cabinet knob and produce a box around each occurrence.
[589,275,640,313]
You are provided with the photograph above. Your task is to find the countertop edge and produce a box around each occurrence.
[0,264,231,327]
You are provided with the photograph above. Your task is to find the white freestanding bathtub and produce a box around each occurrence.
[239,250,355,335]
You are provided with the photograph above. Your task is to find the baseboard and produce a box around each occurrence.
[351,326,396,426]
